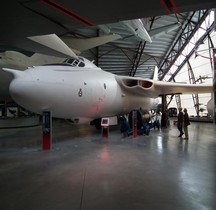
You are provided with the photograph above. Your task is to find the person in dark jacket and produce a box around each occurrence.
[183,108,190,139]
[177,107,184,137]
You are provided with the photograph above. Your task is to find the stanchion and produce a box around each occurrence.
[132,110,137,138]
[42,111,52,150]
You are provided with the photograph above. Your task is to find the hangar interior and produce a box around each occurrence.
[0,8,215,119]
[0,1,216,210]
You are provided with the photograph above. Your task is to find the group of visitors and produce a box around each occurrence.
[120,107,190,139]
[177,107,190,139]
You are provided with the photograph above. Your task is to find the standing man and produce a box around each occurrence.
[177,107,184,137]
[183,108,190,139]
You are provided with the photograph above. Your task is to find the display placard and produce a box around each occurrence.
[101,117,109,127]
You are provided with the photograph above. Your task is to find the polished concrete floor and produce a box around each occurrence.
[0,119,215,210]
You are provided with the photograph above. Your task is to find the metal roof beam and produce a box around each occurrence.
[158,9,212,81]
[129,41,146,76]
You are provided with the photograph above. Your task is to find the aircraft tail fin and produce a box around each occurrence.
[1,51,65,67]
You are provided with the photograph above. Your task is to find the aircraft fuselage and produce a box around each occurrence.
[8,63,157,123]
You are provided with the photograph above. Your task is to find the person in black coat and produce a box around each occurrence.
[177,107,184,137]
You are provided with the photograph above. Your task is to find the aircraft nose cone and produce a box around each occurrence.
[9,78,49,113]
[9,78,34,106]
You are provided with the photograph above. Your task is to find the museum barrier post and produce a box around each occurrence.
[42,111,52,150]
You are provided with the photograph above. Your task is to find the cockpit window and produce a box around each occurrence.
[66,59,73,64]
[73,59,79,66]
[78,62,85,67]
[63,58,85,67]
[42,56,99,69]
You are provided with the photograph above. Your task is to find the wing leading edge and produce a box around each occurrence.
[115,76,212,97]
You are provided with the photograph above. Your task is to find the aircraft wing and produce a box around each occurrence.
[116,76,212,98]
[28,33,121,58]
[98,19,152,42]
[61,34,122,54]
[28,34,79,59]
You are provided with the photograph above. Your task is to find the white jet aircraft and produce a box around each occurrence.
[3,55,212,126]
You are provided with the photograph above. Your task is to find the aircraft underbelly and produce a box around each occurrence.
[121,93,153,113]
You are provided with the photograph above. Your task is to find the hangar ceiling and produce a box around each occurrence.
[0,1,215,82]
[60,9,215,81]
